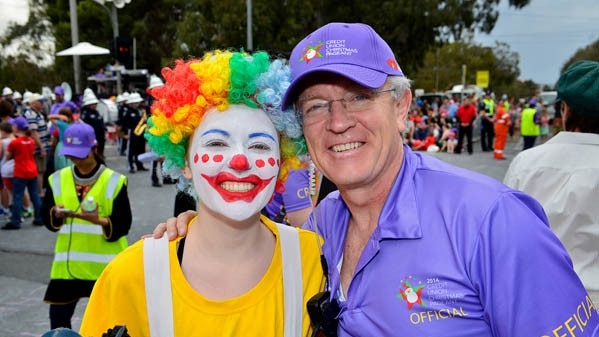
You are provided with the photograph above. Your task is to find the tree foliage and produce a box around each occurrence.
[413,41,519,95]
[3,0,535,94]
[0,0,58,90]
[561,39,599,74]
[46,0,532,73]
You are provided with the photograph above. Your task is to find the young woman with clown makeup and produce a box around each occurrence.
[79,50,324,337]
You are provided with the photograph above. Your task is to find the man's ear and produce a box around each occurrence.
[396,89,412,132]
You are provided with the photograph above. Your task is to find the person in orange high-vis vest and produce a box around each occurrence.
[493,99,511,160]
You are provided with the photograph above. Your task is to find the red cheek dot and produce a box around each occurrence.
[213,155,224,163]
[201,154,209,163]
[268,158,276,166]
[255,159,265,168]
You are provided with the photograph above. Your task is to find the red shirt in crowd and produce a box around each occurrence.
[8,136,38,179]
[456,103,477,125]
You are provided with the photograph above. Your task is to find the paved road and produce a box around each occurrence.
[0,138,523,336]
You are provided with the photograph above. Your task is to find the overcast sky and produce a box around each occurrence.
[475,0,599,86]
[1,0,598,86]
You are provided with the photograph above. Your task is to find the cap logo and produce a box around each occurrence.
[299,42,323,64]
[66,136,84,145]
[387,59,399,71]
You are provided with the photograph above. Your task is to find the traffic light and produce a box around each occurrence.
[115,36,132,68]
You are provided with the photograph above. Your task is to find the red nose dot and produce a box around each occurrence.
[201,154,209,163]
[213,155,224,163]
[268,158,276,166]
[256,159,265,168]
[230,154,250,170]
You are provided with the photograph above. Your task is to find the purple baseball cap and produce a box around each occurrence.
[59,122,97,159]
[54,85,65,95]
[282,22,404,109]
[9,116,29,131]
[529,98,537,107]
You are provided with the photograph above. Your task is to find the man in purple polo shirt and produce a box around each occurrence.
[155,23,599,337]
[283,22,598,337]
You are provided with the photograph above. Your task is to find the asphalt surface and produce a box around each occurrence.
[0,137,523,336]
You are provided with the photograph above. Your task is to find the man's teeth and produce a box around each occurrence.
[220,182,255,192]
[332,142,362,152]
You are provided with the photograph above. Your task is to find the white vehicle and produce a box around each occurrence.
[446,84,484,100]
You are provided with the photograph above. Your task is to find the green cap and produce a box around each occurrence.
[557,60,599,117]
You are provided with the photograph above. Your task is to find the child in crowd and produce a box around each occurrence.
[446,129,458,153]
[439,125,458,153]
[1,116,43,229]
[0,121,15,215]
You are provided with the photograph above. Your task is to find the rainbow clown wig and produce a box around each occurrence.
[145,50,306,194]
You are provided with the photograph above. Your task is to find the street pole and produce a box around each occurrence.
[110,4,123,94]
[110,5,119,37]
[68,0,82,94]
[246,0,253,51]
[93,0,122,94]
[462,64,467,99]
[93,0,123,95]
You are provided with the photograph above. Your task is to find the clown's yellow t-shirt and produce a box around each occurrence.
[79,217,324,337]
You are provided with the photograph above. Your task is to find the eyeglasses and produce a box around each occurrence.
[295,88,397,125]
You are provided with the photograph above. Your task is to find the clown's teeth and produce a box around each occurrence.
[220,182,255,192]
[332,142,363,152]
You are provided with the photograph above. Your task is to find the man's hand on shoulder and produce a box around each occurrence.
[145,210,197,240]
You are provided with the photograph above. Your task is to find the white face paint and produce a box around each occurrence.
[187,105,280,222]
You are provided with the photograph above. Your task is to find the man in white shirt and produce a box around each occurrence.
[504,60,599,304]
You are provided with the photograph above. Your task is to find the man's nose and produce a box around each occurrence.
[229,154,250,171]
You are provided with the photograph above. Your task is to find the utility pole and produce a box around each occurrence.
[246,0,253,51]
[93,0,127,94]
[68,0,82,94]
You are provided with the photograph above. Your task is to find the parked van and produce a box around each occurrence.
[446,84,484,101]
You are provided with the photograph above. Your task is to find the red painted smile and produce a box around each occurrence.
[201,172,275,202]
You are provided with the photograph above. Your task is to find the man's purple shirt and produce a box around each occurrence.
[305,145,599,337]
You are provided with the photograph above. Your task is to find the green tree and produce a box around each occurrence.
[561,39,599,74]
[0,0,57,91]
[317,0,531,75]
[413,41,519,91]
[5,0,534,94]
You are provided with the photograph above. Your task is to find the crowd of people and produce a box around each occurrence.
[0,83,177,193]
[405,89,555,159]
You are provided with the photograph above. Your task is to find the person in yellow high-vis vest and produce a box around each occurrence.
[520,99,541,150]
[40,122,132,330]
